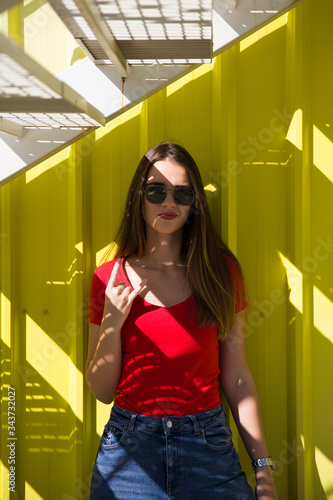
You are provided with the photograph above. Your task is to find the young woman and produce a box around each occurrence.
[86,142,278,499]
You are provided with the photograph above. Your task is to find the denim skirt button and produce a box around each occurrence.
[166,420,173,428]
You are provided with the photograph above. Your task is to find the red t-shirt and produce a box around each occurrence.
[88,256,246,416]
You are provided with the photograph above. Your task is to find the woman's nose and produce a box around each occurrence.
[162,189,176,206]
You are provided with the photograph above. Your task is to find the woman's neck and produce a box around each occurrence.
[140,228,184,269]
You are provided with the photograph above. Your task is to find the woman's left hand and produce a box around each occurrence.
[255,467,278,499]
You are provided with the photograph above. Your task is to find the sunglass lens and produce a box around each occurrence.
[174,188,195,206]
[145,186,165,204]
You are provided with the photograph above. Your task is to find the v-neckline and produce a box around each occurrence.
[121,257,193,309]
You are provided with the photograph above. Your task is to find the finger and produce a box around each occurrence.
[115,282,127,294]
[121,286,134,298]
[107,259,122,289]
[128,279,148,302]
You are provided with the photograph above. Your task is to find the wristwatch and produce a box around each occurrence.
[251,456,275,471]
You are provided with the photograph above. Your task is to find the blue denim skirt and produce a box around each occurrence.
[90,404,254,500]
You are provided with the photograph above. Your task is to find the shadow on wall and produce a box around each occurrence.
[1,339,99,499]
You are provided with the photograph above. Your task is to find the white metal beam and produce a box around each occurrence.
[228,0,239,9]
[73,0,128,78]
[0,33,105,126]
[0,118,24,139]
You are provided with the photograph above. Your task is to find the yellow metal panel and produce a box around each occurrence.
[240,14,288,52]
[286,2,333,499]
[23,1,81,75]
[310,3,333,497]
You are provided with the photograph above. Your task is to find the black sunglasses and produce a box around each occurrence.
[144,184,196,206]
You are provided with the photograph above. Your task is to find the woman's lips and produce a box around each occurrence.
[158,213,177,220]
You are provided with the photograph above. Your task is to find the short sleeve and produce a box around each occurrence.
[88,258,128,324]
[223,254,247,313]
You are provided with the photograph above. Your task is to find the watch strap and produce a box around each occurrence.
[251,456,275,471]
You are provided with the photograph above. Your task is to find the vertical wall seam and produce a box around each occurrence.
[285,10,299,499]
[227,45,239,255]
[80,137,96,486]
[300,1,314,497]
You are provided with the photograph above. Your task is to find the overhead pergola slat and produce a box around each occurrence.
[47,0,213,72]
[0,33,105,129]
[115,40,212,60]
[0,117,24,138]
[70,0,129,77]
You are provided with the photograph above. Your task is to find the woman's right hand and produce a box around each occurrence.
[86,258,146,404]
[102,258,147,331]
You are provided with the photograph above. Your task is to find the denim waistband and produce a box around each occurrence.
[109,404,226,435]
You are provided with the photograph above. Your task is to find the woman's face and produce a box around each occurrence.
[142,158,193,236]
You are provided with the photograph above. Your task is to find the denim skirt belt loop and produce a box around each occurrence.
[90,403,254,500]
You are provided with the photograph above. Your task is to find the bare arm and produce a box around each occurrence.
[219,310,278,500]
[85,322,122,404]
[85,259,147,404]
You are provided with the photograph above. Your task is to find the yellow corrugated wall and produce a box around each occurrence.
[1,0,332,498]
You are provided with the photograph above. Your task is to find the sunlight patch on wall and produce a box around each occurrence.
[240,14,287,52]
[25,147,71,184]
[46,270,83,286]
[313,286,333,343]
[204,183,217,192]
[286,109,303,151]
[278,252,303,313]
[75,241,83,254]
[1,461,10,500]
[95,103,143,142]
[0,10,9,37]
[313,126,333,183]
[96,242,118,266]
[26,314,83,421]
[1,292,11,348]
[25,481,44,500]
[96,400,112,437]
[166,63,213,97]
[300,434,305,449]
[315,446,333,500]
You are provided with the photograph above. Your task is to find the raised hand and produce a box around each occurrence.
[102,258,147,331]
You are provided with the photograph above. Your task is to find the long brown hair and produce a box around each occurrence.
[102,142,245,339]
